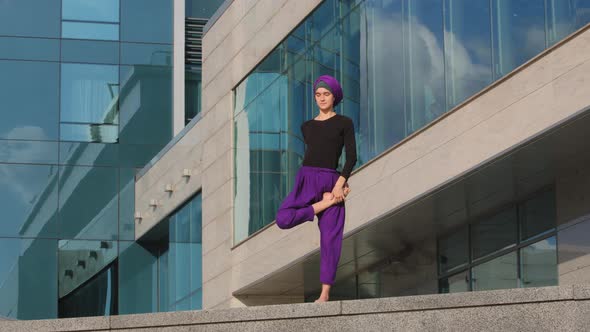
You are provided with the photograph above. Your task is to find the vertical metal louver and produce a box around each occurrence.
[185,17,207,68]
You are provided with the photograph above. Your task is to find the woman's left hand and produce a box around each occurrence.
[332,185,345,203]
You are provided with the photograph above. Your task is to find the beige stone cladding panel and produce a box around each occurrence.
[134,92,232,240]
[202,0,258,59]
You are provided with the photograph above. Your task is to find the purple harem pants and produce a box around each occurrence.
[275,165,345,285]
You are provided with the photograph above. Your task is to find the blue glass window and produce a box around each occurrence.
[57,240,118,300]
[61,63,119,124]
[121,43,173,66]
[62,0,119,22]
[61,0,120,41]
[520,236,557,288]
[60,123,119,143]
[0,60,59,141]
[0,0,60,38]
[58,165,118,240]
[0,164,58,238]
[62,22,120,41]
[121,0,173,44]
[118,241,158,314]
[471,251,518,291]
[443,0,493,109]
[61,40,119,65]
[546,0,590,46]
[59,142,119,166]
[471,207,517,260]
[0,238,58,319]
[119,168,136,241]
[491,0,546,78]
[0,141,58,164]
[519,188,556,241]
[118,65,172,146]
[0,37,59,62]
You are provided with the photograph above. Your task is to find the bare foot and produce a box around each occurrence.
[311,192,337,215]
[314,295,329,303]
[314,284,331,303]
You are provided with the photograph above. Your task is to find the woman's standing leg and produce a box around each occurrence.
[317,202,345,286]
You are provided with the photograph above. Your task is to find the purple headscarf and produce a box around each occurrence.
[313,75,343,107]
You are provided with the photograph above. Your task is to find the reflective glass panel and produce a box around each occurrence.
[118,144,165,168]
[0,60,59,141]
[62,21,120,41]
[119,65,172,145]
[60,123,119,143]
[185,68,202,123]
[61,63,119,125]
[0,238,58,320]
[557,219,590,284]
[439,270,470,293]
[121,0,173,44]
[58,165,118,240]
[404,0,446,134]
[61,40,119,65]
[62,0,119,22]
[0,164,58,238]
[491,0,546,78]
[546,0,590,46]
[519,188,556,241]
[59,142,119,166]
[0,140,58,164]
[520,236,557,288]
[58,263,117,317]
[438,226,469,274]
[471,207,517,260]
[190,289,202,309]
[57,240,118,299]
[472,251,518,291]
[0,0,60,38]
[118,241,159,314]
[443,0,493,109]
[119,168,136,241]
[170,203,191,243]
[363,0,405,157]
[121,43,173,66]
[0,37,59,62]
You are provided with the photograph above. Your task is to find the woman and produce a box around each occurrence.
[275,74,357,303]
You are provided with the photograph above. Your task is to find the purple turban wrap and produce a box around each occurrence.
[313,75,343,107]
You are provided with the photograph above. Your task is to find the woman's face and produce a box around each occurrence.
[314,87,334,111]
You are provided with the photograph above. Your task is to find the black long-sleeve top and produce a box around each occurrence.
[300,114,357,181]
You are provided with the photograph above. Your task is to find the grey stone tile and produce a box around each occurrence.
[573,283,590,299]
[110,301,340,329]
[0,316,109,332]
[342,285,573,315]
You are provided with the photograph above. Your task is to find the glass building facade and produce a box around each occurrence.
[233,0,590,244]
[438,187,557,293]
[0,0,208,320]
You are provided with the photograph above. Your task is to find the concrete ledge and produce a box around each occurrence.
[341,285,576,315]
[2,284,590,331]
[109,301,341,329]
[0,316,109,332]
